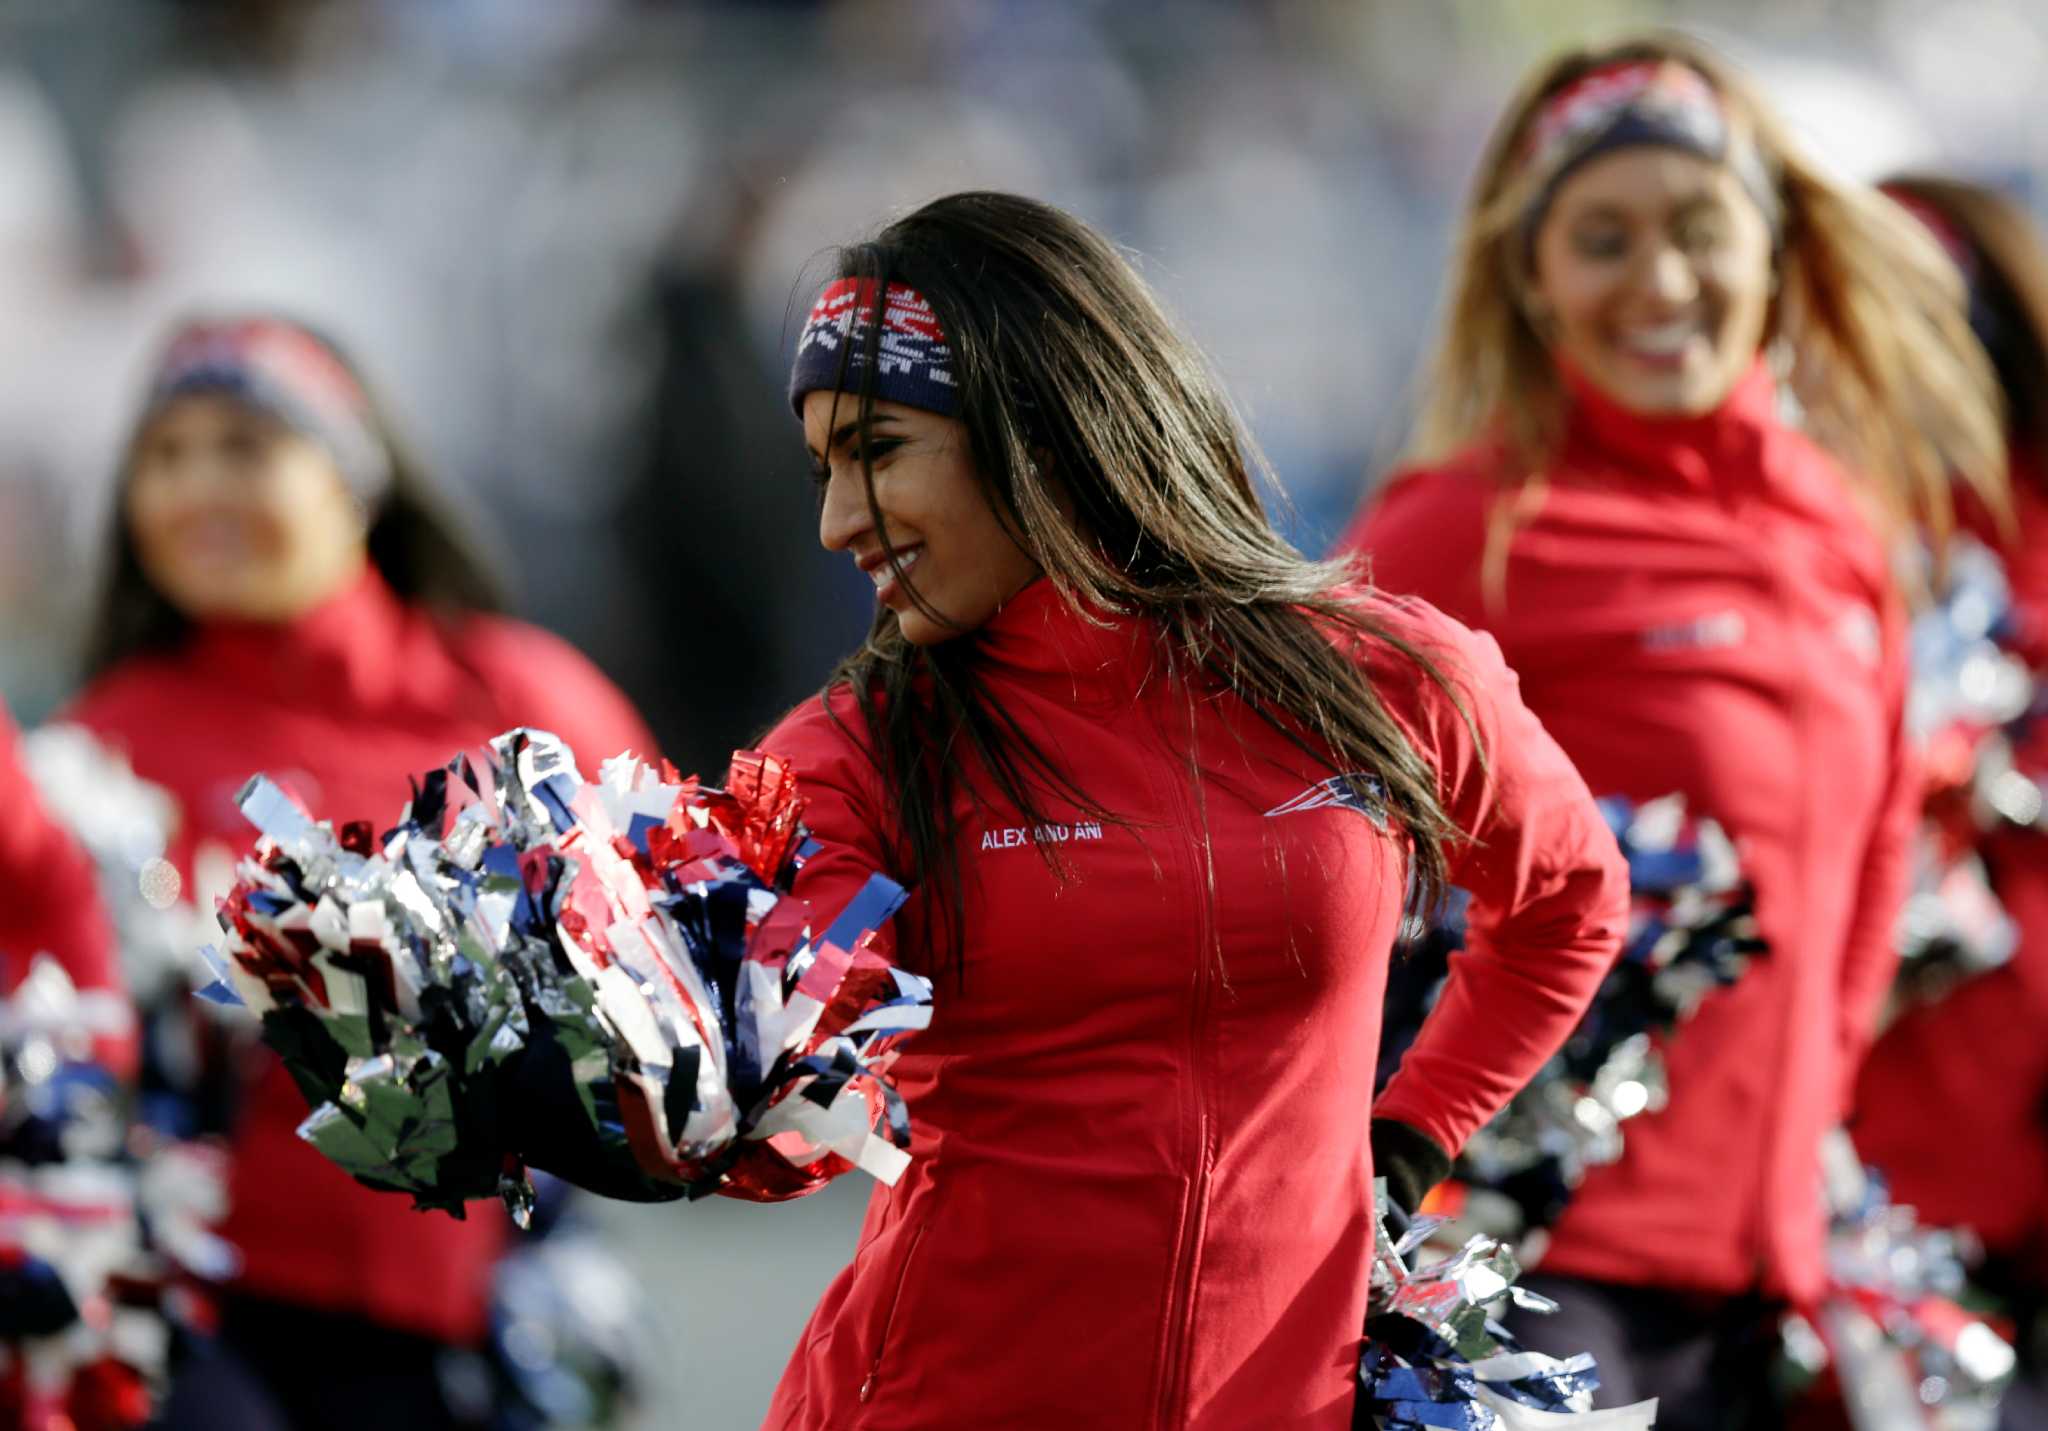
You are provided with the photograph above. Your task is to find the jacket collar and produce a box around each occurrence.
[1556,356,1905,622]
[1558,355,1780,495]
[965,576,1156,699]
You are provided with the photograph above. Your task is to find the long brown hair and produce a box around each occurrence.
[805,192,1470,980]
[1407,30,2006,578]
[84,315,504,678]
[1884,174,2048,487]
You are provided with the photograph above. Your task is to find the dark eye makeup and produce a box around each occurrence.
[1570,228,1629,260]
[806,435,907,493]
[848,437,905,465]
[1672,203,1731,252]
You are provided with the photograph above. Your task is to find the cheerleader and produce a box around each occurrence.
[1850,174,2048,1431]
[1338,34,2006,1427]
[0,698,127,1074]
[64,315,654,1431]
[755,190,1630,1429]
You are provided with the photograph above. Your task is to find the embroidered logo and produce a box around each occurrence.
[1265,774,1388,828]
[978,821,1105,853]
[1642,610,1746,653]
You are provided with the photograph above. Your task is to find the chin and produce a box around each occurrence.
[894,611,949,646]
[1672,377,1739,416]
[895,597,992,646]
[1605,368,1730,418]
[183,581,297,623]
[166,585,250,620]
[1653,390,1721,417]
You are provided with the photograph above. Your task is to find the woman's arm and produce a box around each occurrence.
[759,694,900,964]
[1833,608,1919,1108]
[1368,603,1628,1190]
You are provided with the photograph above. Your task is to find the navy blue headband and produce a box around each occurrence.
[145,319,392,504]
[789,279,959,419]
[1518,60,1780,255]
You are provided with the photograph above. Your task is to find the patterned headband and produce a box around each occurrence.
[145,318,392,505]
[788,278,959,419]
[1517,59,1780,253]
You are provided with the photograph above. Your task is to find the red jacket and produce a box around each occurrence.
[758,578,1627,1430]
[1338,362,1917,1304]
[1852,465,2048,1280]
[65,568,654,1344]
[0,700,129,1072]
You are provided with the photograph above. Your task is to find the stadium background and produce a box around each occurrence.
[0,1,2039,1422]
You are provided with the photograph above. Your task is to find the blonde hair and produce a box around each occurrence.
[1406,30,2006,569]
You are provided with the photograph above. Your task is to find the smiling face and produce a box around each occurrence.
[802,392,1042,646]
[1527,145,1776,416]
[125,393,370,623]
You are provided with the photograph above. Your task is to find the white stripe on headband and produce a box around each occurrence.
[788,278,959,417]
[1517,59,1779,244]
[148,320,393,507]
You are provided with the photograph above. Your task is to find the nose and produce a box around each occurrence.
[133,448,207,497]
[817,464,871,554]
[1642,242,1700,307]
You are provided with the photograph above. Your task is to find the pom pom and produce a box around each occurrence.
[20,724,192,1005]
[1,958,199,1431]
[204,729,929,1222]
[1383,793,1762,1234]
[487,1223,657,1426]
[1894,536,2042,1000]
[1359,1180,1658,1428]
[1782,1133,2018,1423]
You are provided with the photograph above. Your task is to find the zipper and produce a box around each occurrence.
[1149,699,1222,1429]
[1746,523,1817,1291]
[857,1219,928,1406]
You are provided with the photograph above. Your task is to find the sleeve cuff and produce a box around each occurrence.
[1371,1117,1453,1217]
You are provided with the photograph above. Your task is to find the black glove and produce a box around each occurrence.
[496,1011,691,1206]
[0,1254,78,1337]
[1371,1118,1451,1222]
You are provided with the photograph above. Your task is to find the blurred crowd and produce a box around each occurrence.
[0,0,2041,770]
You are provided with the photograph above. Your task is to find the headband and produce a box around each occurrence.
[144,318,392,505]
[788,278,959,419]
[1518,60,1780,253]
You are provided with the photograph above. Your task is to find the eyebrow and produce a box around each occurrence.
[807,411,902,463]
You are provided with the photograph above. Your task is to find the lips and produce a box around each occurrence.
[169,512,260,563]
[860,545,923,601]
[1617,318,1708,369]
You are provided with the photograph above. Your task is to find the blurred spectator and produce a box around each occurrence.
[4,3,2048,1424]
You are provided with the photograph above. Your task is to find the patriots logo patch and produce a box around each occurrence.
[1264,774,1388,827]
